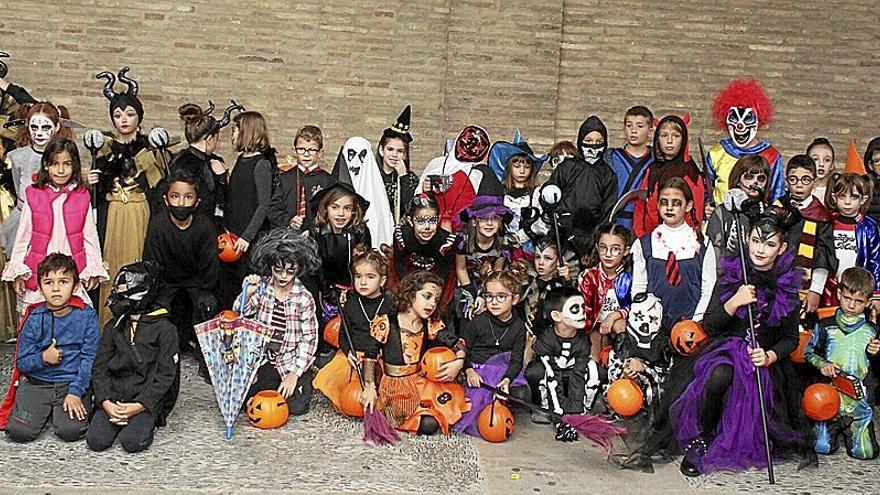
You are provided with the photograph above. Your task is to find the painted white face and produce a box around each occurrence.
[726,107,758,149]
[626,293,663,349]
[344,139,371,178]
[561,295,586,329]
[28,114,58,147]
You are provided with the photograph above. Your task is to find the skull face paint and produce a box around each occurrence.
[28,114,58,149]
[560,295,587,329]
[726,106,758,149]
[626,293,663,350]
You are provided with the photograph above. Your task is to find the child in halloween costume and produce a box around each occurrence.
[487,130,548,257]
[603,106,654,230]
[4,254,100,443]
[522,237,578,338]
[456,269,530,436]
[863,137,880,220]
[805,267,880,460]
[706,78,785,206]
[632,114,705,238]
[87,261,179,453]
[632,178,716,331]
[91,67,167,324]
[454,196,513,319]
[331,136,393,249]
[270,125,333,232]
[606,292,672,413]
[377,106,419,224]
[314,250,393,412]
[236,228,321,415]
[824,173,880,305]
[361,271,469,434]
[808,138,836,206]
[2,139,108,314]
[419,125,503,232]
[525,287,601,432]
[579,223,634,361]
[544,116,618,258]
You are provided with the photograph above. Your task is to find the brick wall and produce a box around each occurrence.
[2,0,879,171]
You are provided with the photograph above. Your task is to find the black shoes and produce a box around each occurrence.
[679,457,700,477]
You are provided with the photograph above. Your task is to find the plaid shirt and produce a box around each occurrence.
[237,278,317,378]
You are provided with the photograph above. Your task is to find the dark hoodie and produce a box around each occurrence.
[864,137,880,221]
[545,116,618,257]
[631,115,706,238]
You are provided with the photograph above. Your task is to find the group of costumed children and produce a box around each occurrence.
[2,63,880,479]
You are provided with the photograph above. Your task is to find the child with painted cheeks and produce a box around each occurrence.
[454,196,512,319]
[706,154,771,262]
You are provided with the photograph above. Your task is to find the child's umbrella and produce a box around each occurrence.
[479,383,626,455]
[339,311,399,445]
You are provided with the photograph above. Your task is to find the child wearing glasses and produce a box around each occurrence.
[824,172,880,309]
[578,223,634,361]
[269,125,332,231]
[775,155,836,316]
[236,228,321,416]
[631,178,716,332]
[455,268,530,436]
[706,154,772,262]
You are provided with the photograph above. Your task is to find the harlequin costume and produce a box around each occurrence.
[706,79,785,205]
[631,114,705,238]
[579,264,633,333]
[418,125,503,232]
[365,314,469,433]
[805,309,879,460]
[827,214,880,304]
[93,68,167,325]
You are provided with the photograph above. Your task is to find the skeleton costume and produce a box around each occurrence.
[377,106,419,224]
[330,137,393,249]
[606,293,672,412]
[93,68,167,325]
[706,79,786,205]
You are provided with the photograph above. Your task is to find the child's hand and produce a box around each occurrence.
[360,383,378,413]
[612,318,626,334]
[339,290,348,307]
[623,358,645,379]
[87,169,101,186]
[42,339,63,365]
[83,277,100,291]
[558,265,570,280]
[347,352,360,369]
[749,347,770,367]
[728,284,757,312]
[209,159,226,175]
[466,296,486,320]
[289,215,304,230]
[704,202,715,219]
[115,401,145,420]
[435,357,464,382]
[102,400,127,424]
[244,275,261,297]
[867,339,880,356]
[804,291,821,314]
[820,363,838,377]
[278,373,299,399]
[465,368,482,388]
[63,394,87,421]
[233,236,250,254]
[13,277,25,297]
[599,312,621,335]
[421,177,432,194]
[496,377,511,395]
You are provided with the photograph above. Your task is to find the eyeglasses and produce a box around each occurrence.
[742,173,767,182]
[272,265,298,277]
[786,175,815,185]
[482,292,512,303]
[295,147,321,156]
[413,215,439,227]
[597,245,623,256]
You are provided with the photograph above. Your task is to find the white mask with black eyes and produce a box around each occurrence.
[343,137,372,178]
[726,106,758,149]
[28,114,58,147]
[560,295,586,329]
[626,292,663,349]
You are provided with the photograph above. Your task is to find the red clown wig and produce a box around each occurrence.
[711,78,774,130]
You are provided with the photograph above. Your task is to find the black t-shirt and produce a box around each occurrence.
[461,312,526,381]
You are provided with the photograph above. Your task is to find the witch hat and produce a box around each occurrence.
[383,105,413,143]
[845,139,867,175]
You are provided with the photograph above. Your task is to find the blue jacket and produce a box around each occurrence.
[855,215,880,295]
[16,304,100,397]
[604,147,653,228]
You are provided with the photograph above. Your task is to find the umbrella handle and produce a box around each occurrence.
[226,426,233,440]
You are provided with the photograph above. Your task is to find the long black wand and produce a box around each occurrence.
[734,215,776,484]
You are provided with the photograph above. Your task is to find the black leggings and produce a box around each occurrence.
[699,364,733,437]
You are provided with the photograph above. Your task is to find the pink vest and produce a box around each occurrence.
[23,185,91,291]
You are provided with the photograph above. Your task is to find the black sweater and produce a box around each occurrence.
[225,153,272,242]
[143,210,219,292]
[461,312,526,381]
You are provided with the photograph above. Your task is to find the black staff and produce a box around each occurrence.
[83,129,105,213]
[540,184,564,269]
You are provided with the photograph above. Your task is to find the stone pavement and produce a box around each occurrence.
[0,344,878,494]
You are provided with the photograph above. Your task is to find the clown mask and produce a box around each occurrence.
[28,114,59,149]
[726,107,758,149]
[454,125,490,163]
[626,293,663,350]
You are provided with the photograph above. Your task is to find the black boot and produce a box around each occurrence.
[679,438,707,478]
[679,457,700,477]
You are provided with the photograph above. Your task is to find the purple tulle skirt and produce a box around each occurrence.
[454,352,526,436]
[669,337,801,474]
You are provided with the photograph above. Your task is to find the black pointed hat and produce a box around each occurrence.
[383,105,412,143]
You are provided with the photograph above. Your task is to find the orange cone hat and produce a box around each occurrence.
[845,139,867,175]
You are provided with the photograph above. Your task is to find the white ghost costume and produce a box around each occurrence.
[331,137,393,249]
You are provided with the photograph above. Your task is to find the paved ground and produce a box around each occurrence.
[0,344,878,494]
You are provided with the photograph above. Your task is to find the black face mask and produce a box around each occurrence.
[107,292,133,317]
[169,204,196,221]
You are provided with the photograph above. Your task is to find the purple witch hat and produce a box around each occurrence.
[459,195,514,224]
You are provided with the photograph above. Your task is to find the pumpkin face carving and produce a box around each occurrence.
[246,390,289,429]
[217,232,242,263]
[670,320,708,356]
[477,400,515,443]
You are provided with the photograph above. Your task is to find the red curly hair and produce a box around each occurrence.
[711,78,773,130]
